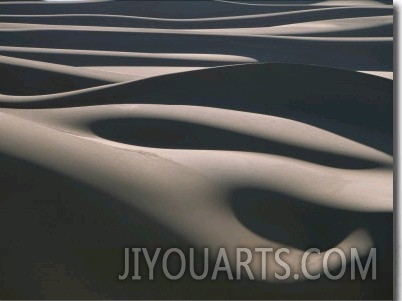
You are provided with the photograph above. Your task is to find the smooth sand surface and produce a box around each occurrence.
[0,0,393,299]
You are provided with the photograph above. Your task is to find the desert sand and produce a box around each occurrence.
[0,0,393,299]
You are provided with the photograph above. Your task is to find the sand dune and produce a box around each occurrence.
[0,29,391,71]
[0,17,393,38]
[0,0,393,299]
[0,46,257,66]
[0,6,393,29]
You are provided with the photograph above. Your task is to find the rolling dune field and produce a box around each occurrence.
[0,0,393,299]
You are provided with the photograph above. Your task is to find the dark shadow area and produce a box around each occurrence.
[0,60,109,95]
[0,152,189,298]
[90,117,389,169]
[229,186,393,300]
[230,187,392,250]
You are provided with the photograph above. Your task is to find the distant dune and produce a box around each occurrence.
[0,1,393,299]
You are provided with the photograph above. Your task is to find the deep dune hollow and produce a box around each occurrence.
[90,117,390,169]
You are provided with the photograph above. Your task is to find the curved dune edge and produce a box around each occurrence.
[0,7,393,27]
[0,31,391,71]
[0,61,392,101]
